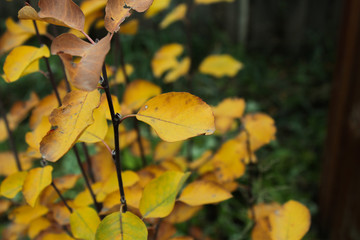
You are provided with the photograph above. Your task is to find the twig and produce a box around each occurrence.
[51,182,73,213]
[114,33,129,84]
[133,119,146,167]
[81,142,96,183]
[0,99,22,171]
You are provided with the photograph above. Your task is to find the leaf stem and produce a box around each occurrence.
[0,98,22,171]
[101,64,127,212]
[73,144,101,213]
[51,181,73,213]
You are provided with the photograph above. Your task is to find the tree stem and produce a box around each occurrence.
[101,64,127,212]
[81,142,96,183]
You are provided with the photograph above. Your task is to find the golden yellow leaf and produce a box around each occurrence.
[165,202,202,224]
[199,54,243,78]
[164,57,191,83]
[104,0,154,32]
[9,204,48,224]
[139,171,190,218]
[161,160,183,172]
[95,211,147,240]
[80,0,107,16]
[120,19,139,35]
[78,96,108,143]
[22,166,53,207]
[251,217,272,240]
[0,152,33,176]
[70,207,100,240]
[102,184,143,211]
[42,232,75,240]
[179,180,232,206]
[123,79,161,111]
[104,124,137,150]
[90,147,114,182]
[68,10,103,39]
[242,113,276,150]
[74,182,102,207]
[195,0,234,4]
[0,18,47,54]
[160,4,187,29]
[213,98,245,118]
[136,92,215,142]
[112,64,134,85]
[52,34,111,91]
[40,90,101,162]
[0,171,27,199]
[154,141,183,161]
[28,217,51,239]
[2,45,49,83]
[152,43,183,77]
[51,203,73,225]
[18,0,85,31]
[98,94,122,120]
[25,116,51,153]
[145,0,171,18]
[248,202,282,221]
[268,200,311,240]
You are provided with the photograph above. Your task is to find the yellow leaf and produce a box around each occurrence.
[145,0,171,18]
[213,98,245,118]
[40,90,101,162]
[43,232,75,240]
[22,166,53,207]
[164,57,191,83]
[269,200,311,240]
[52,34,111,91]
[3,45,49,83]
[160,4,187,29]
[99,94,122,120]
[179,180,232,206]
[251,217,272,240]
[80,0,107,16]
[0,171,27,199]
[199,54,243,78]
[18,0,85,31]
[102,184,143,211]
[154,141,183,161]
[0,152,33,176]
[242,113,276,150]
[152,43,183,77]
[25,116,51,153]
[136,92,215,142]
[248,202,282,221]
[104,0,153,32]
[130,137,151,157]
[95,211,147,240]
[28,217,51,238]
[70,207,100,240]
[78,97,108,143]
[74,182,102,207]
[165,202,202,223]
[195,0,234,4]
[189,150,212,170]
[68,10,103,39]
[91,147,114,182]
[51,203,72,225]
[123,79,161,111]
[0,199,11,215]
[139,171,190,218]
[104,124,137,150]
[9,204,48,224]
[113,64,134,84]
[120,19,139,35]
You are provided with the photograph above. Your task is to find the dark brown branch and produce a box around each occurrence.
[51,182,73,213]
[114,33,129,84]
[133,119,146,167]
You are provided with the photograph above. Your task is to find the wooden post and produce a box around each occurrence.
[320,0,360,239]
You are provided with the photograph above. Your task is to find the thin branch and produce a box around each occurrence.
[133,119,146,167]
[81,142,96,183]
[73,145,101,213]
[0,99,22,171]
[114,33,129,84]
[51,182,73,213]
[101,64,127,212]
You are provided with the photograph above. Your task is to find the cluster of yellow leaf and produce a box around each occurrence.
[152,43,191,83]
[250,201,311,240]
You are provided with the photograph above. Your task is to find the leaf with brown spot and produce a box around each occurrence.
[104,0,154,32]
[40,90,101,162]
[18,0,85,31]
[51,33,111,91]
[136,92,215,142]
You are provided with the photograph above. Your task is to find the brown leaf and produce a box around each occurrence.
[51,33,111,91]
[18,0,85,31]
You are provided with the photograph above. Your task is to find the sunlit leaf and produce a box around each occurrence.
[18,0,85,31]
[199,54,243,78]
[102,184,143,211]
[123,79,161,111]
[9,204,48,224]
[104,0,154,32]
[25,116,51,153]
[269,200,311,240]
[91,147,114,182]
[0,152,33,176]
[154,141,183,161]
[179,180,232,206]
[113,64,134,85]
[95,211,147,240]
[165,202,202,224]
[152,43,183,78]
[248,202,282,221]
[145,0,171,18]
[70,207,100,240]
[2,45,49,83]
[136,92,215,142]
[251,218,272,240]
[139,171,190,218]
[28,217,51,239]
[22,166,53,207]
[0,171,27,199]
[160,4,187,29]
[40,90,101,162]
[51,33,111,91]
[164,57,191,83]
